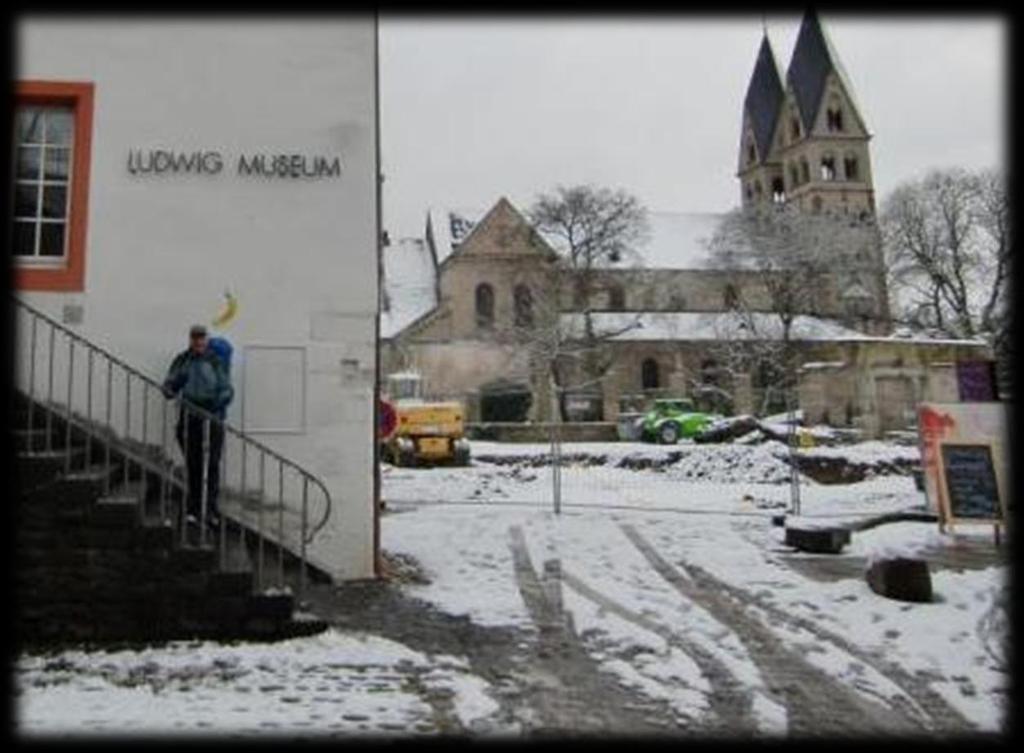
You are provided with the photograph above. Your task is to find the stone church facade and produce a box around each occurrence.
[381,12,990,438]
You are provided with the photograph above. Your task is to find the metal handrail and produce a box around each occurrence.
[13,296,333,601]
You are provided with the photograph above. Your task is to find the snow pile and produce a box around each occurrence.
[473,441,797,485]
[661,444,795,484]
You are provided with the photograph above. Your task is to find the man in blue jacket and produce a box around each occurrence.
[163,324,234,528]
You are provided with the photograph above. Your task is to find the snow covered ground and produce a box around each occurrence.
[16,439,1008,737]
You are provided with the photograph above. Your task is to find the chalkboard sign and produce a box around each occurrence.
[941,444,1001,520]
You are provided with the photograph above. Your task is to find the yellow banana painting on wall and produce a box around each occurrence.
[211,288,239,329]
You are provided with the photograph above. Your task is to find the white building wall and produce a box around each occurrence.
[17,18,379,579]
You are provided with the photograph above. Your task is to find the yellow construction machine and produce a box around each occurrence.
[381,372,471,467]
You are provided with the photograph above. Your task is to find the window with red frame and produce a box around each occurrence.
[12,81,93,292]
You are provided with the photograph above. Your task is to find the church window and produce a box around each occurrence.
[789,163,799,188]
[573,277,587,307]
[826,107,844,132]
[844,154,859,180]
[820,154,836,181]
[641,358,660,390]
[800,158,810,184]
[771,177,786,204]
[723,283,739,309]
[747,140,756,164]
[608,284,626,311]
[514,284,534,328]
[700,358,720,387]
[745,184,753,202]
[790,116,800,141]
[475,282,495,328]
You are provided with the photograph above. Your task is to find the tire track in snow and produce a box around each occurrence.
[557,568,758,736]
[679,559,975,735]
[507,526,690,735]
[619,523,927,737]
[682,517,973,733]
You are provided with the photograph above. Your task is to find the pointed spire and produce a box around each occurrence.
[786,9,862,131]
[743,31,784,164]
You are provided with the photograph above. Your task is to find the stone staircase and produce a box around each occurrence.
[14,390,329,648]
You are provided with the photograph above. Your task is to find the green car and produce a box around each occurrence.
[640,399,716,444]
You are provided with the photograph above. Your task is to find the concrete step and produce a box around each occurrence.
[17,449,88,494]
[13,427,59,452]
[92,496,141,527]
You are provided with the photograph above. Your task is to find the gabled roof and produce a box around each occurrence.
[743,34,785,162]
[425,206,725,271]
[380,237,438,339]
[786,10,863,132]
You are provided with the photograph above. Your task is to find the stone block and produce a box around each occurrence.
[784,526,851,554]
[865,558,933,603]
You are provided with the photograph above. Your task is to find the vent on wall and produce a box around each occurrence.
[241,345,307,434]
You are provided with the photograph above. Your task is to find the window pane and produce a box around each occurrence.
[12,221,37,257]
[39,223,66,257]
[16,109,43,143]
[44,147,70,180]
[44,109,74,145]
[42,186,68,219]
[16,146,41,180]
[15,184,40,219]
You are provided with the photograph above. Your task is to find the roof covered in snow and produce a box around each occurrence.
[558,312,989,345]
[559,311,869,342]
[426,205,725,271]
[380,237,438,339]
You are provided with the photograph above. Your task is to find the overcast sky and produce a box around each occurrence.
[378,14,1005,240]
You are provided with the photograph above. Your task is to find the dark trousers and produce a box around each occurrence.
[176,413,225,519]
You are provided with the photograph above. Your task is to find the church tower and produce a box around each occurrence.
[737,33,786,207]
[737,11,890,334]
[780,10,876,217]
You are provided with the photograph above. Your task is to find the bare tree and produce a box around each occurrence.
[705,204,872,408]
[529,184,650,348]
[881,168,1009,339]
[881,167,1010,393]
[704,204,876,514]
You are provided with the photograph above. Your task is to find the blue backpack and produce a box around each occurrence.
[208,336,233,373]
[207,337,235,416]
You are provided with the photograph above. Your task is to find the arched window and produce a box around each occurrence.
[800,158,810,184]
[608,284,626,311]
[844,154,859,181]
[475,282,494,328]
[723,283,739,309]
[514,284,534,328]
[746,139,756,165]
[771,177,786,204]
[790,116,801,141]
[701,358,719,387]
[641,358,660,390]
[789,163,799,188]
[820,154,837,181]
[573,278,587,308]
[826,106,844,132]
[745,184,753,202]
